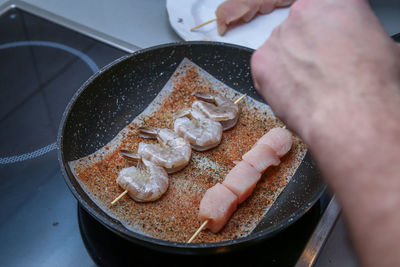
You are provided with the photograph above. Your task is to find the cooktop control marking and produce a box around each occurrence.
[0,41,99,164]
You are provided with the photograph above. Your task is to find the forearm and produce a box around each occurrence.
[302,83,400,267]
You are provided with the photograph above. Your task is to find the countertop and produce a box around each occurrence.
[1,0,399,266]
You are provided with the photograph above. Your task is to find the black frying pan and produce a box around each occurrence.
[57,42,325,254]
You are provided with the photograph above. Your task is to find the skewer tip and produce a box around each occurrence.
[111,189,128,205]
[187,220,209,243]
[190,18,217,32]
[234,94,247,104]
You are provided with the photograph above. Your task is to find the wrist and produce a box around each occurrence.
[303,85,400,186]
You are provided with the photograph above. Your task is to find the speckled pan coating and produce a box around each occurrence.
[57,42,325,254]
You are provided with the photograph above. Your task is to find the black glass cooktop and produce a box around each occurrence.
[0,7,125,267]
[78,199,327,267]
[0,6,328,267]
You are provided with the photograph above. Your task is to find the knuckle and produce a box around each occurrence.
[251,48,268,77]
[288,0,306,19]
[270,26,280,39]
[251,49,272,93]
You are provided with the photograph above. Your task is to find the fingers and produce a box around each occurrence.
[251,25,291,123]
[251,25,281,88]
[251,35,274,98]
[275,0,297,8]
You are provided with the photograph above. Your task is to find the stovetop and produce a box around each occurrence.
[0,6,125,267]
[0,3,334,267]
[78,200,327,267]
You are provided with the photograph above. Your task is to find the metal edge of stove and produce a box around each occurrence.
[0,0,141,53]
[295,195,341,267]
[0,0,342,265]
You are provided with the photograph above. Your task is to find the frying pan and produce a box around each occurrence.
[57,42,326,254]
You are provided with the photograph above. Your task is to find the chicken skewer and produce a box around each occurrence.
[191,0,295,36]
[188,183,239,243]
[187,220,209,243]
[188,127,292,243]
[190,18,217,31]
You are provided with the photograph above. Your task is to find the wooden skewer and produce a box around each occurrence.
[187,94,246,242]
[188,220,208,243]
[111,189,128,205]
[234,93,247,104]
[190,18,217,31]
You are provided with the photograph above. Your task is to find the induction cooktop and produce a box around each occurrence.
[0,2,128,266]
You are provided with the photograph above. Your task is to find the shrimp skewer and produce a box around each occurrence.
[137,127,192,173]
[112,94,244,206]
[112,150,169,203]
[174,108,223,151]
[192,93,240,131]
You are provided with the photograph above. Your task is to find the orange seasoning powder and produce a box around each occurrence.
[71,59,307,243]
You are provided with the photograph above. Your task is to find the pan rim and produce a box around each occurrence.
[57,41,326,252]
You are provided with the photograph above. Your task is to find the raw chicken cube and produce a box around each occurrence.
[199,183,239,233]
[222,161,261,203]
[242,143,280,172]
[257,128,292,157]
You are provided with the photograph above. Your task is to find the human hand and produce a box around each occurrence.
[251,0,400,143]
[251,1,400,266]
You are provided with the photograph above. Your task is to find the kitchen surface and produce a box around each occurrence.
[0,0,399,266]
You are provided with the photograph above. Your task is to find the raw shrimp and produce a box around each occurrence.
[117,151,169,202]
[136,127,192,173]
[192,92,240,130]
[174,108,223,151]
